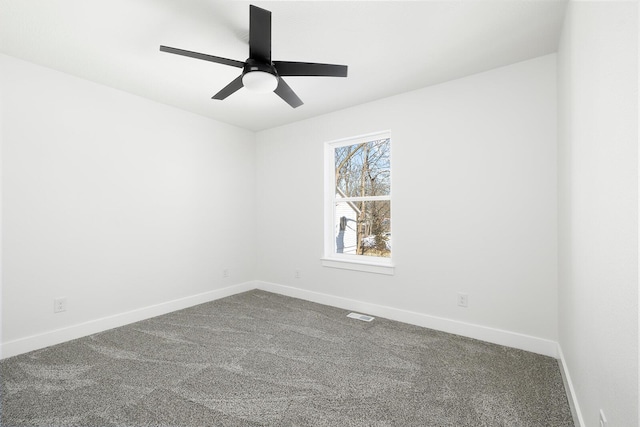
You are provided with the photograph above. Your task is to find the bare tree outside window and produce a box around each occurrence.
[333,137,391,258]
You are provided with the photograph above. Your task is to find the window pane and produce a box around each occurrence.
[334,200,391,258]
[335,138,390,198]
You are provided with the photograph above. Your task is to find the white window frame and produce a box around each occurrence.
[322,131,394,275]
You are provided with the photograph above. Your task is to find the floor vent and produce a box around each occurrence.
[347,312,375,322]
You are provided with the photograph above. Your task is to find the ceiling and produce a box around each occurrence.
[0,0,567,131]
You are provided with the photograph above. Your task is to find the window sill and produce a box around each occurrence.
[321,257,395,275]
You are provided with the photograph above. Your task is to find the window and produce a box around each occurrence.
[323,131,393,275]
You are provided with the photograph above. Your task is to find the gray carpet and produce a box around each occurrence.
[1,290,574,426]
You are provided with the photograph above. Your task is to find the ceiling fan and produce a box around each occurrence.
[160,5,348,108]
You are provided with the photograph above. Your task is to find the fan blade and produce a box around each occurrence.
[273,61,348,77]
[274,78,303,108]
[212,75,244,100]
[160,45,244,68]
[249,5,271,62]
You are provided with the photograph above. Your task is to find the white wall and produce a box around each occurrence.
[557,2,639,426]
[0,54,256,357]
[255,55,558,353]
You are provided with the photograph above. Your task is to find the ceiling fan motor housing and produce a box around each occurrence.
[243,58,278,78]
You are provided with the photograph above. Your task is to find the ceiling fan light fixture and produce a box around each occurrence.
[242,71,278,93]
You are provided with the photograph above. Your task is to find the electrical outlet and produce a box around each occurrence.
[457,292,468,308]
[54,297,67,313]
[599,409,607,427]
[223,269,230,278]
[294,270,301,279]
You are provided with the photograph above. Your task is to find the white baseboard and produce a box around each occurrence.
[255,281,559,358]
[557,344,585,427]
[0,281,255,359]
[2,280,559,361]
